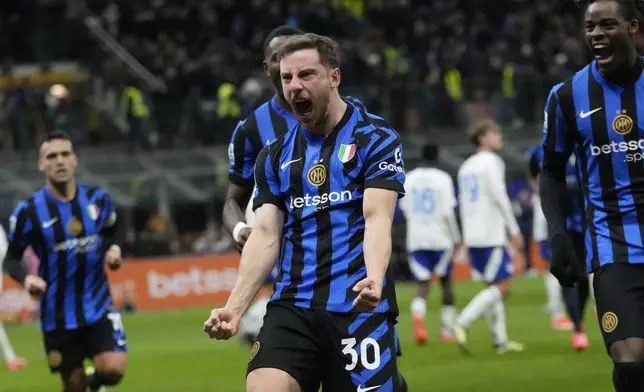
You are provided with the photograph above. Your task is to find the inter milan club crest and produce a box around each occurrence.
[307,164,327,187]
[337,144,356,163]
[67,217,83,236]
[613,110,634,135]
[87,204,99,221]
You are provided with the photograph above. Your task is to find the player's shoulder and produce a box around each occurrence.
[238,101,270,132]
[79,183,111,199]
[342,95,366,111]
[549,64,592,99]
[11,195,36,216]
[352,109,400,148]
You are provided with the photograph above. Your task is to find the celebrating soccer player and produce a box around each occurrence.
[399,144,461,345]
[451,121,525,354]
[542,0,644,389]
[0,224,28,371]
[224,25,367,344]
[3,131,127,392]
[205,33,406,392]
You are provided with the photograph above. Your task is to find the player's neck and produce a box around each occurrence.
[477,146,495,153]
[600,53,643,84]
[310,95,348,138]
[47,180,77,202]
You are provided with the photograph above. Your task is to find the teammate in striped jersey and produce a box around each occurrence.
[224,26,367,344]
[206,33,406,392]
[452,121,525,354]
[399,145,461,345]
[3,131,126,392]
[527,145,592,350]
[541,1,644,389]
[0,224,28,371]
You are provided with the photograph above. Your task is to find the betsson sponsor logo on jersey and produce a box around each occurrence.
[289,191,353,211]
[590,140,644,162]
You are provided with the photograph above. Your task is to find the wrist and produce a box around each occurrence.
[232,222,250,242]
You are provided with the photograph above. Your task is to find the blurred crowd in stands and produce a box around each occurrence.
[0,0,591,153]
[0,0,587,267]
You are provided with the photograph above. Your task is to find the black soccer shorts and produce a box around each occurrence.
[247,302,400,392]
[594,263,644,352]
[43,307,127,373]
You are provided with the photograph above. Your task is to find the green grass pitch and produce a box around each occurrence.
[0,276,613,391]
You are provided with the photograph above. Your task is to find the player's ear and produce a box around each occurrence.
[262,59,269,75]
[37,158,44,173]
[629,19,639,35]
[330,67,341,88]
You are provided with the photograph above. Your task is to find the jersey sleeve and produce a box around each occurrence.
[542,84,572,156]
[8,201,32,249]
[253,146,284,211]
[228,120,257,187]
[363,128,405,196]
[96,189,118,231]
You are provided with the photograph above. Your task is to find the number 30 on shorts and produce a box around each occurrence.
[341,338,381,371]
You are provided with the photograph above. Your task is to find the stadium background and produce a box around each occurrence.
[0,0,614,391]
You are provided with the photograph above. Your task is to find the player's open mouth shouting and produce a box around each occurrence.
[293,96,314,118]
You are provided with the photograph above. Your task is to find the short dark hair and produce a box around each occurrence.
[576,0,642,20]
[276,33,341,69]
[39,130,72,148]
[262,25,304,56]
[467,120,499,146]
[422,144,439,162]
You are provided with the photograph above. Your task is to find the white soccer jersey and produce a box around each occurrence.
[399,167,460,251]
[532,193,548,242]
[458,151,520,247]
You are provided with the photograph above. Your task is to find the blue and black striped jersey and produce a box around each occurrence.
[228,95,366,187]
[526,145,583,233]
[253,104,405,315]
[8,184,117,332]
[542,60,644,271]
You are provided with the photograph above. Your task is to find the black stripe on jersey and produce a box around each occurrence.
[587,72,626,262]
[281,130,307,301]
[557,81,598,268]
[268,104,291,139]
[619,84,644,253]
[244,115,264,157]
[70,198,88,327]
[45,198,67,331]
[310,128,341,309]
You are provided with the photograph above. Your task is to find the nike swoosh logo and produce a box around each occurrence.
[281,158,302,170]
[42,218,58,228]
[357,385,381,392]
[580,107,602,119]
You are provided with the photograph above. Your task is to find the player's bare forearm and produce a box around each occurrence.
[223,183,253,235]
[540,150,570,237]
[363,188,398,284]
[224,204,283,316]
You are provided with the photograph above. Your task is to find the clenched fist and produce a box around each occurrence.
[203,308,241,340]
[24,275,47,296]
[352,277,382,312]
